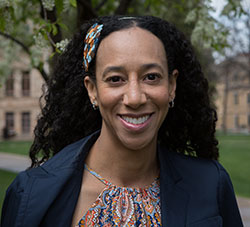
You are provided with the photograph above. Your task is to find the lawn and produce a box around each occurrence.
[217,134,250,198]
[0,140,32,156]
[0,169,17,218]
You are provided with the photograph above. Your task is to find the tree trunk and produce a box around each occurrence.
[76,0,97,28]
[222,69,229,134]
[39,1,62,50]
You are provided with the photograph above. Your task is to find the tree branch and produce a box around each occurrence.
[39,67,49,82]
[115,0,133,15]
[0,31,49,82]
[42,5,56,47]
[39,0,62,51]
[77,0,97,28]
[0,31,30,55]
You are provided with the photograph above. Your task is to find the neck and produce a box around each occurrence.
[85,128,159,188]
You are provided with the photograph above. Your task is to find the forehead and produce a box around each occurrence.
[96,27,168,70]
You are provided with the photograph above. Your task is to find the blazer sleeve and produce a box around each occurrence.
[1,171,30,227]
[217,164,243,227]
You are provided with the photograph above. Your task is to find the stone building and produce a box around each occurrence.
[215,53,250,133]
[0,61,44,141]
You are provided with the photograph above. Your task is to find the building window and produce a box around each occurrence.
[4,112,16,138]
[234,115,239,128]
[22,112,30,133]
[248,93,250,104]
[22,112,31,134]
[22,71,30,96]
[5,74,14,96]
[234,93,239,105]
[5,112,14,130]
[248,115,250,126]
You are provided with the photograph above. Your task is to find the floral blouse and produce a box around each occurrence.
[77,165,161,226]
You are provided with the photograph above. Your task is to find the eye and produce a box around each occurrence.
[144,73,161,81]
[106,76,124,84]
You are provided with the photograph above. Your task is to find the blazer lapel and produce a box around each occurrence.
[159,146,189,227]
[23,131,100,227]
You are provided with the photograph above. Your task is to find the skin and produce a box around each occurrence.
[72,27,178,226]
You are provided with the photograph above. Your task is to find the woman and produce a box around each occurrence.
[1,15,243,227]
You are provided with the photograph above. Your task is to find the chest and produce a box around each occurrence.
[71,170,105,226]
[71,169,161,227]
[23,167,222,227]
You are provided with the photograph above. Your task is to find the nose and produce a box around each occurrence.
[123,79,147,109]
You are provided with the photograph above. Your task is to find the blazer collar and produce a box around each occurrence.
[40,132,189,227]
[158,145,189,227]
[41,130,100,173]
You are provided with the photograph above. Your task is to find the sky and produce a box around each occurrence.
[210,0,250,62]
[210,0,226,18]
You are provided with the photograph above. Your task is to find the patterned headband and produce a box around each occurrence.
[83,23,104,72]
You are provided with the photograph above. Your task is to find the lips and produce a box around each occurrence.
[121,115,150,125]
[118,113,153,131]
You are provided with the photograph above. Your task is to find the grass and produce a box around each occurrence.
[217,134,250,198]
[0,169,17,217]
[0,140,32,156]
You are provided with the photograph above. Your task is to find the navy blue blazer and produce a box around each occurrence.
[1,131,243,227]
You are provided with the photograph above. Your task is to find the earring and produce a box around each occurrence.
[92,101,98,110]
[169,99,174,108]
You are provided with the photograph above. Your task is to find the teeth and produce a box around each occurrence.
[122,115,150,125]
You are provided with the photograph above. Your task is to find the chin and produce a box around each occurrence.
[119,135,155,151]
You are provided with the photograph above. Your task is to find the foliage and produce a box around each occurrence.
[220,0,249,60]
[0,0,246,84]
[0,0,76,83]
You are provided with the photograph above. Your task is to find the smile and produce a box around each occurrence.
[121,115,150,125]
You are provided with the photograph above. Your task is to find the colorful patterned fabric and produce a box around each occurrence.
[78,165,161,227]
[83,23,103,71]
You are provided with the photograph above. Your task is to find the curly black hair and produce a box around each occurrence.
[29,15,218,167]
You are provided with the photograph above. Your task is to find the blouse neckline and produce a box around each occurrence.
[84,164,160,191]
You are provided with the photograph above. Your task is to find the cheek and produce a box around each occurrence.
[97,87,122,110]
[148,87,170,107]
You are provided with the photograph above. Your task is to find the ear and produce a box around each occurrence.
[84,76,97,104]
[169,69,178,99]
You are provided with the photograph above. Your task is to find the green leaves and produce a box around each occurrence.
[185,9,197,24]
[222,0,246,18]
[0,10,6,31]
[55,0,64,15]
[69,0,77,7]
[183,1,230,53]
[51,24,58,36]
[57,22,68,31]
[0,0,247,83]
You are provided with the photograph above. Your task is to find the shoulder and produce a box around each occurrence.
[160,149,232,194]
[159,143,243,225]
[166,150,225,179]
[167,152,243,226]
[6,130,100,187]
[28,130,100,175]
[1,132,99,226]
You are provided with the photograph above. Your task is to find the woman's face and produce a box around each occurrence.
[85,27,177,150]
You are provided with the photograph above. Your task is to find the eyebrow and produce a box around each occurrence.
[103,66,125,76]
[140,63,165,73]
[102,63,165,76]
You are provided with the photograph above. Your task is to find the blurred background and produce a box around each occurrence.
[0,0,249,224]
